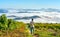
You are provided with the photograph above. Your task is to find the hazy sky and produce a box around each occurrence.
[0,0,60,9]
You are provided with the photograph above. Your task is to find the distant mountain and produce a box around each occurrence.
[43,8,60,12]
[14,15,40,20]
[0,8,60,13]
[7,8,60,13]
[0,9,8,13]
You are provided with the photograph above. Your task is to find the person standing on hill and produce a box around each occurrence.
[30,19,34,35]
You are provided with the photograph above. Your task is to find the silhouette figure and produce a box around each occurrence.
[30,19,34,35]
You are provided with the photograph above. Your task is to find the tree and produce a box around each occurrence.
[8,19,17,30]
[0,14,8,30]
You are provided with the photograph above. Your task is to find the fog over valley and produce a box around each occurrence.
[0,8,60,23]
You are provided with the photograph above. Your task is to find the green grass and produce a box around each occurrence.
[31,23,60,37]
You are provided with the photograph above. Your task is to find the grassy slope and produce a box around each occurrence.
[34,23,60,37]
[0,22,60,37]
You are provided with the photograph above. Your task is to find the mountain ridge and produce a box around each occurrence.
[0,8,60,13]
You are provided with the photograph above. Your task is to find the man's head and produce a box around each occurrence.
[32,18,33,21]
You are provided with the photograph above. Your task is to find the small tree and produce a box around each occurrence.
[0,14,8,30]
[8,19,17,30]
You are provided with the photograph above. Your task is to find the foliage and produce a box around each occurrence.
[8,19,17,30]
[0,14,22,31]
[34,23,60,37]
[0,14,8,30]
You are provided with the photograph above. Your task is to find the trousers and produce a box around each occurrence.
[30,27,34,34]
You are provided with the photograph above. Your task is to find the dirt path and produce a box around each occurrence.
[33,34,39,37]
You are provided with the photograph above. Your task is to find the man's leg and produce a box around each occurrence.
[30,27,34,35]
[32,27,34,35]
[30,27,32,34]
[31,27,34,35]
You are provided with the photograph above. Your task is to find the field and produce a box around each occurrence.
[34,23,60,37]
[0,23,60,37]
[0,14,60,37]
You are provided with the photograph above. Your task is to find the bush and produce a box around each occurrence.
[0,14,17,31]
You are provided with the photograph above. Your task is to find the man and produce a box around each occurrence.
[30,19,34,35]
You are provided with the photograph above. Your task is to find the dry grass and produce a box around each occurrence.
[0,27,26,37]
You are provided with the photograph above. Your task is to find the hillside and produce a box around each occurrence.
[0,14,60,37]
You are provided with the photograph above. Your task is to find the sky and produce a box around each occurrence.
[0,0,60,9]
